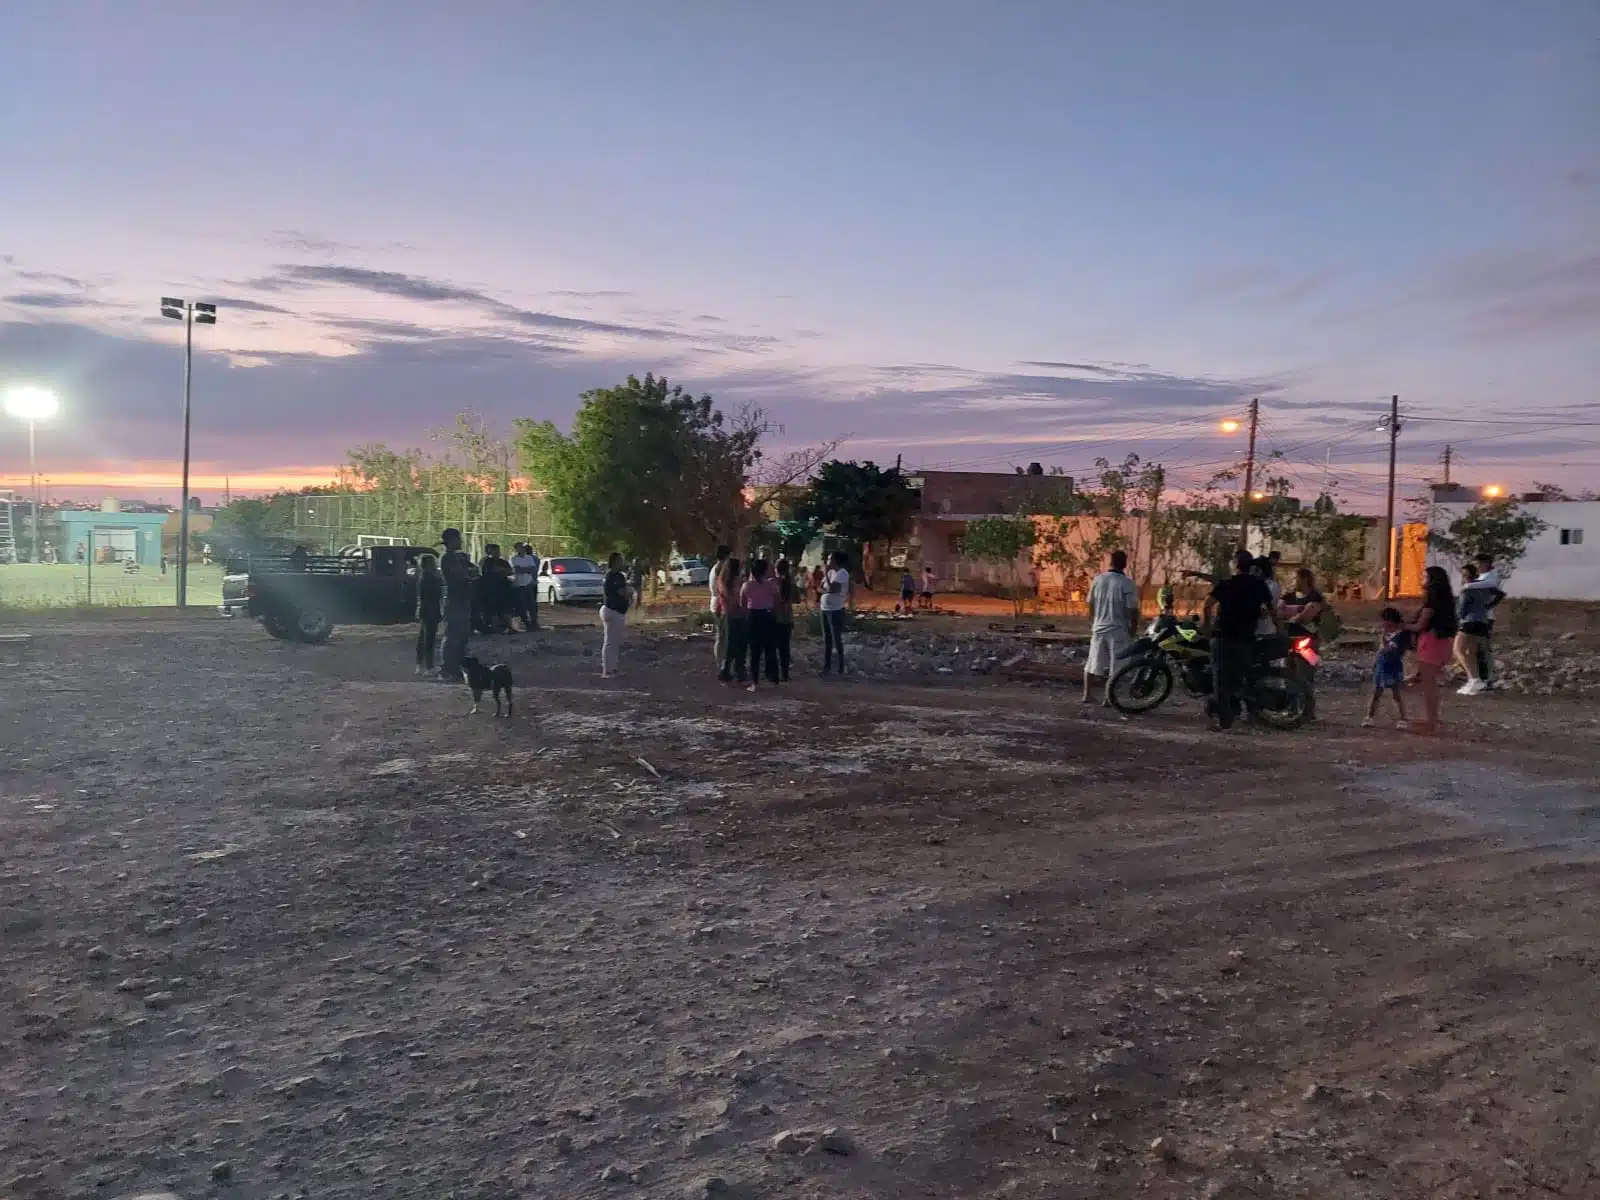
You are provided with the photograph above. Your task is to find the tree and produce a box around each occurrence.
[516,373,779,572]
[1429,497,1549,575]
[1034,454,1165,603]
[798,460,916,574]
[961,514,1038,616]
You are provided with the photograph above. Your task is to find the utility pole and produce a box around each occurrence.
[1236,397,1260,551]
[160,298,217,607]
[1441,445,1452,486]
[1381,394,1401,599]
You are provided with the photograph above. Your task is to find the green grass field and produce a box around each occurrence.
[0,563,225,609]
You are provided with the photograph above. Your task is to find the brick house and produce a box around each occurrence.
[898,466,1073,590]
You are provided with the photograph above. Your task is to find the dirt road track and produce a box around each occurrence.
[2,617,1597,1199]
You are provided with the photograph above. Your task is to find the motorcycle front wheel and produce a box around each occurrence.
[1248,670,1309,730]
[1108,658,1175,714]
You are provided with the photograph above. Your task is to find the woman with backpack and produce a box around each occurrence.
[1281,566,1328,722]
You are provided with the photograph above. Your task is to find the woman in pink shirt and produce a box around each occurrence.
[739,558,782,691]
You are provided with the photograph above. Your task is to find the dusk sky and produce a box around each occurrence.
[2,1,1596,511]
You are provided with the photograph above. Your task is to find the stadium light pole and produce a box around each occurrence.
[160,298,217,607]
[4,386,60,564]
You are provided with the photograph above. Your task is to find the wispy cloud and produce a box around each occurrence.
[5,291,93,309]
[213,296,293,315]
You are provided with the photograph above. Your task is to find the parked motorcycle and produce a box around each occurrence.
[1107,612,1315,729]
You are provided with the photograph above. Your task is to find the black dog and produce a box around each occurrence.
[460,655,514,717]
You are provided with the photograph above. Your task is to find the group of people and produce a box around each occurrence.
[708,546,853,689]
[1368,555,1503,733]
[413,530,565,681]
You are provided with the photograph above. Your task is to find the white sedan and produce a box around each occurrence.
[538,556,607,605]
[657,558,711,587]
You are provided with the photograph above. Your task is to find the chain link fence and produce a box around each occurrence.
[291,491,575,559]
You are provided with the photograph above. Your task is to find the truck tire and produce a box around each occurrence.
[291,609,334,644]
[261,613,294,640]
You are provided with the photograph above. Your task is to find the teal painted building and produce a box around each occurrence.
[56,509,167,566]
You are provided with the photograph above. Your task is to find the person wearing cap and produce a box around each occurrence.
[438,527,475,682]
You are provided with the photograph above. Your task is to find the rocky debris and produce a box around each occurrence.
[770,1126,856,1157]
[141,991,175,1010]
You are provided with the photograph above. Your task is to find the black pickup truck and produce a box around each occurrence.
[230,545,431,642]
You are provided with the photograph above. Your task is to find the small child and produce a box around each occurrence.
[898,570,916,613]
[1362,607,1411,727]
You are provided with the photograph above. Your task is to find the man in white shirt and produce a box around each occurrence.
[1464,555,1505,690]
[1084,550,1140,703]
[510,543,541,631]
[819,550,851,676]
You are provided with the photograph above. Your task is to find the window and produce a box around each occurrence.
[1559,528,1584,546]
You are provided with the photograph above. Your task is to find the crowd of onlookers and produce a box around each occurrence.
[405,528,1510,736]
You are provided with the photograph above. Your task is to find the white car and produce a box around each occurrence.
[538,556,607,604]
[657,558,711,587]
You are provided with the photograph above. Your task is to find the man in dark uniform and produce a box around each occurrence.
[438,527,475,682]
[1203,550,1275,731]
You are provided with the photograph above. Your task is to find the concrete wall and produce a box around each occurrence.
[1428,500,1600,600]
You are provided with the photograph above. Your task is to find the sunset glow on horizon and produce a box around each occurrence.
[0,467,342,500]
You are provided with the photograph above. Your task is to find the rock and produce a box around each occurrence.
[142,991,175,1010]
[1148,1136,1178,1162]
[86,945,110,961]
[818,1127,855,1156]
[687,1178,731,1199]
[554,1133,575,1156]
[599,1164,628,1183]
[114,977,154,993]
[275,1074,329,1100]
[211,1161,233,1181]
[1302,1082,1332,1103]
[771,1129,809,1155]
[1050,1124,1069,1143]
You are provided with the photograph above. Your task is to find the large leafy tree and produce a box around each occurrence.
[517,374,761,564]
[798,460,915,545]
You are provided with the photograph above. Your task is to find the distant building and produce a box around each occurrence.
[1428,495,1598,600]
[902,466,1072,588]
[56,498,167,567]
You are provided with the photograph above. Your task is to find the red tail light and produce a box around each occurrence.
[1294,637,1312,651]
[552,564,567,574]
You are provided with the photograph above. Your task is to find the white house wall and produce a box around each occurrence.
[1427,500,1600,600]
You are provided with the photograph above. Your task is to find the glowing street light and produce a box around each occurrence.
[4,386,60,564]
[1482,484,1504,499]
[1250,491,1266,501]
[1220,419,1240,433]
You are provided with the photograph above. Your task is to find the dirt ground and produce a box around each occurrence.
[2,608,1597,1200]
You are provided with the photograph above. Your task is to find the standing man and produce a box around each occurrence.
[1203,550,1275,731]
[600,551,630,679]
[820,550,851,676]
[1466,554,1504,690]
[510,542,541,631]
[709,544,732,671]
[1083,550,1140,705]
[439,527,474,682]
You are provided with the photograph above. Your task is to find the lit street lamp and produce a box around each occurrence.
[160,297,217,607]
[1482,484,1504,499]
[4,385,60,564]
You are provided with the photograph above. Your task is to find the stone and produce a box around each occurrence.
[554,1133,575,1156]
[275,1074,329,1099]
[1302,1082,1332,1103]
[86,945,110,961]
[211,1161,233,1181]
[142,991,175,1010]
[687,1178,731,1199]
[771,1129,809,1154]
[1148,1136,1178,1162]
[818,1127,855,1156]
[1050,1124,1069,1143]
